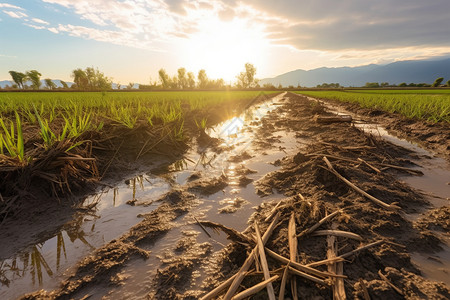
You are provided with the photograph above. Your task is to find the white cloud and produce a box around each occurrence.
[32,17,49,25]
[2,10,27,18]
[33,0,450,58]
[47,27,58,33]
[0,3,24,10]
[25,23,45,30]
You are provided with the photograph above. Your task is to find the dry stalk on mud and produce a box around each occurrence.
[254,221,276,300]
[222,212,281,300]
[327,223,347,300]
[231,275,280,300]
[296,209,343,238]
[378,270,404,296]
[323,156,400,211]
[199,221,252,244]
[288,213,299,300]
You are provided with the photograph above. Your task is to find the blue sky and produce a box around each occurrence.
[1,0,450,84]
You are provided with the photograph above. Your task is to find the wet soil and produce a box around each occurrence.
[198,93,449,299]
[311,96,450,162]
[4,92,450,299]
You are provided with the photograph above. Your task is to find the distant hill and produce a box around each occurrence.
[0,80,13,88]
[0,79,74,89]
[260,58,450,87]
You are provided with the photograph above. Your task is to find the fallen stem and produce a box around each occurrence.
[313,230,363,241]
[223,213,281,300]
[323,156,400,211]
[230,275,280,300]
[297,209,343,238]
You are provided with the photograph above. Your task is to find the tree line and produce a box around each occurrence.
[4,63,259,91]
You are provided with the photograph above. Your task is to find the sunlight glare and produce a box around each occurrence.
[182,17,269,82]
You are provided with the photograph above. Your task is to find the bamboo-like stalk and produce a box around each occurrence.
[378,270,404,296]
[323,157,400,211]
[264,201,283,222]
[278,263,290,300]
[357,158,381,173]
[327,223,346,300]
[288,266,329,286]
[223,213,281,300]
[305,257,345,268]
[200,273,240,300]
[265,248,345,279]
[339,240,384,259]
[288,213,298,300]
[306,153,423,175]
[313,230,363,241]
[297,209,343,238]
[254,221,276,300]
[231,275,279,300]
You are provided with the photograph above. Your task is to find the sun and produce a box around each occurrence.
[180,17,269,83]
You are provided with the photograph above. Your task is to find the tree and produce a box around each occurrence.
[170,75,178,89]
[127,82,134,89]
[431,77,444,87]
[187,72,196,89]
[26,70,42,90]
[177,68,188,89]
[158,68,170,89]
[364,82,380,88]
[446,80,450,87]
[399,82,407,87]
[197,69,208,89]
[60,80,69,89]
[8,71,27,89]
[72,68,88,89]
[71,67,112,90]
[44,78,56,90]
[236,63,257,88]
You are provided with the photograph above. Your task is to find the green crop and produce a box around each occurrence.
[0,112,25,161]
[0,91,277,161]
[296,90,450,123]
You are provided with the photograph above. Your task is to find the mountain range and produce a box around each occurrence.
[260,58,450,87]
[0,80,136,90]
[0,79,74,89]
[2,57,450,89]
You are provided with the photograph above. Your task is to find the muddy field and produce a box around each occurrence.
[1,92,449,299]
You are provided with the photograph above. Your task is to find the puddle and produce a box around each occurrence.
[0,174,171,299]
[411,239,450,287]
[100,93,299,298]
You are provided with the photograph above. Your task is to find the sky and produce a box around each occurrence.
[1,0,450,84]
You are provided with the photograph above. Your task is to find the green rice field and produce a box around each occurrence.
[296,89,450,123]
[0,91,275,162]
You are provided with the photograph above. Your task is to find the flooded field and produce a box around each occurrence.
[1,92,449,299]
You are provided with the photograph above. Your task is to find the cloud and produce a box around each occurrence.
[25,23,45,30]
[2,10,27,18]
[28,0,450,57]
[241,0,450,51]
[47,27,58,34]
[0,3,24,10]
[32,17,49,25]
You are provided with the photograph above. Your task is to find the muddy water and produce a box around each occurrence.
[1,93,300,299]
[310,96,450,286]
[0,174,171,299]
